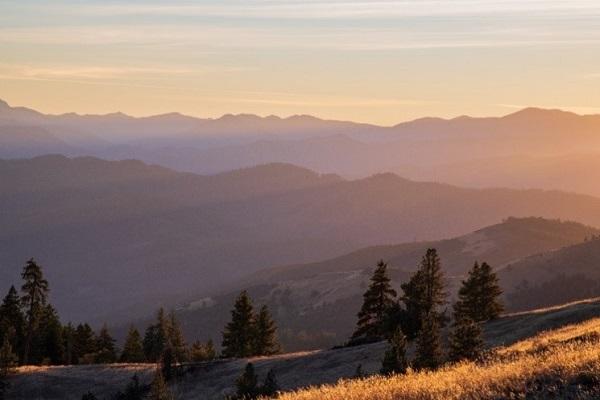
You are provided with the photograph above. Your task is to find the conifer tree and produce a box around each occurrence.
[74,323,96,364]
[95,324,117,364]
[254,305,280,356]
[20,258,49,364]
[36,304,64,365]
[380,328,408,375]
[413,311,443,371]
[222,291,256,358]
[167,311,187,362]
[148,368,173,400]
[63,323,76,365]
[400,249,446,339]
[261,368,279,397]
[235,362,259,399]
[454,262,503,322]
[143,308,169,362]
[448,316,483,362]
[0,336,16,400]
[351,260,397,342]
[0,286,24,363]
[120,326,145,363]
[120,374,145,400]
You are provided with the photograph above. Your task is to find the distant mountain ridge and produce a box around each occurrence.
[3,99,600,196]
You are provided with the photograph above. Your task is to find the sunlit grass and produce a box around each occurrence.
[276,318,600,400]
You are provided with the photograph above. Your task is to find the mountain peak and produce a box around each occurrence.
[0,99,9,109]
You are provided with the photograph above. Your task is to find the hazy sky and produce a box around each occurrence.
[2,0,600,124]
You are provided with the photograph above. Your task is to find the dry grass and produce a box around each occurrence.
[276,318,600,400]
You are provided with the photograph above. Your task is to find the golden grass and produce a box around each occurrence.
[276,318,600,400]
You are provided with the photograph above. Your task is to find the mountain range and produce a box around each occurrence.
[3,156,600,327]
[3,99,600,195]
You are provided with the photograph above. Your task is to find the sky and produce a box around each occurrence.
[1,0,600,125]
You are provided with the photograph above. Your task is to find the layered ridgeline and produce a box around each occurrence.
[3,157,600,324]
[162,217,599,351]
[4,99,600,196]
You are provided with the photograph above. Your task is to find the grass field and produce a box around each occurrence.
[276,318,600,400]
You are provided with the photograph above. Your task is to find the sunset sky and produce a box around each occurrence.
[2,0,600,125]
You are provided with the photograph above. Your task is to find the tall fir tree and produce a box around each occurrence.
[62,323,76,365]
[74,323,97,364]
[413,311,443,370]
[35,304,64,365]
[222,291,256,358]
[20,258,49,364]
[448,316,483,362]
[0,335,17,400]
[254,305,280,356]
[167,311,187,363]
[454,262,503,322]
[143,308,169,362]
[400,249,447,339]
[95,324,117,364]
[120,326,145,363]
[351,260,397,342]
[380,327,408,375]
[235,362,259,399]
[0,286,24,364]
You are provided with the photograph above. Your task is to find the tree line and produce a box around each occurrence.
[350,248,503,374]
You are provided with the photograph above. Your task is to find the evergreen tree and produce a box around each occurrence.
[148,368,173,400]
[413,312,443,371]
[63,323,76,365]
[254,305,280,356]
[448,316,483,363]
[167,311,187,363]
[20,258,49,364]
[36,305,64,365]
[261,368,279,397]
[400,249,447,339]
[235,362,259,399]
[143,308,169,362]
[380,328,408,375]
[222,291,256,358]
[120,326,145,363]
[119,374,145,400]
[74,323,96,364]
[0,336,16,400]
[95,324,117,364]
[477,262,504,320]
[0,286,24,364]
[189,340,216,362]
[351,260,397,342]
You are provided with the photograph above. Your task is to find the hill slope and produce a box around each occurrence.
[3,157,600,324]
[173,218,599,351]
[8,298,600,400]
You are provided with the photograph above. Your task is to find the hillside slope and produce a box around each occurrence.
[3,157,600,324]
[8,298,600,400]
[174,218,599,351]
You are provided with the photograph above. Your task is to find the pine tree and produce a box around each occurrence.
[261,368,279,397]
[235,362,259,399]
[455,261,504,322]
[351,260,397,342]
[477,262,504,320]
[0,286,24,364]
[95,324,117,364]
[120,374,145,400]
[413,312,443,371]
[0,335,16,400]
[74,323,96,364]
[63,323,76,365]
[148,368,173,400]
[120,326,145,363]
[254,305,280,356]
[222,291,256,358]
[37,304,64,365]
[448,316,483,362]
[400,249,447,339]
[143,308,169,362]
[167,311,187,362]
[20,258,49,364]
[380,328,408,375]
